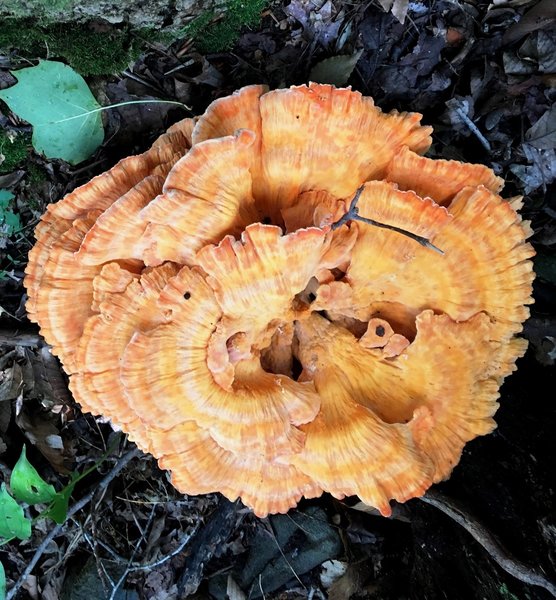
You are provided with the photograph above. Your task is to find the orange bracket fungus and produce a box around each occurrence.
[25,83,534,517]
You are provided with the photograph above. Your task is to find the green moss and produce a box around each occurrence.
[0,20,144,76]
[183,0,268,53]
[0,131,31,174]
[26,163,47,187]
[497,584,521,600]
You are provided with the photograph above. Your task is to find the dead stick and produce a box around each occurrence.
[177,496,241,597]
[331,185,444,254]
[419,490,556,597]
[6,447,141,600]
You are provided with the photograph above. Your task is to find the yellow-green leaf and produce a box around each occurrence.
[0,483,31,540]
[10,446,57,505]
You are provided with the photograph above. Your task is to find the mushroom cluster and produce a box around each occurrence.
[25,84,534,517]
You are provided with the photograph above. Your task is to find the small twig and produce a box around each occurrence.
[126,524,200,572]
[107,504,156,600]
[419,489,556,598]
[80,519,201,572]
[81,530,128,564]
[331,186,444,255]
[99,560,116,588]
[6,447,141,600]
[454,106,491,152]
[258,574,267,600]
[122,70,166,95]
[39,100,190,126]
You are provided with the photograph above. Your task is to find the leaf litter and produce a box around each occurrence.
[0,1,555,598]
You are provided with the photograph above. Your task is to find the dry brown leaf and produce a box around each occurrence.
[502,0,556,46]
[377,0,410,23]
[309,50,363,86]
[15,396,70,473]
[328,563,368,600]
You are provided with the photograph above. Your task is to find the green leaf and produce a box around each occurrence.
[0,190,14,205]
[0,60,104,165]
[0,189,21,236]
[0,560,5,600]
[43,480,76,525]
[0,483,31,540]
[10,446,57,505]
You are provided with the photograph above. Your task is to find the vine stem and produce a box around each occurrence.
[38,99,191,126]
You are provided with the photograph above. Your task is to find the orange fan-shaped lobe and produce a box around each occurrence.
[147,422,322,517]
[292,313,434,515]
[256,83,432,218]
[192,84,267,145]
[293,309,527,492]
[25,118,193,313]
[77,174,166,265]
[120,266,320,462]
[396,311,528,479]
[385,146,504,206]
[25,117,194,370]
[141,130,261,266]
[317,182,534,344]
[24,83,534,518]
[71,262,181,447]
[197,224,329,334]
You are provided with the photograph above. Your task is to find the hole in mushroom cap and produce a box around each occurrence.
[293,276,320,309]
[364,303,419,342]
[260,322,295,378]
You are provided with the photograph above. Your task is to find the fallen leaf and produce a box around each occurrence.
[502,0,556,46]
[286,0,344,49]
[26,346,73,409]
[309,50,363,86]
[526,105,556,150]
[0,60,104,165]
[226,575,247,600]
[377,0,410,23]
[0,171,25,189]
[503,30,556,75]
[320,559,348,589]
[0,361,23,402]
[15,397,70,474]
[510,144,556,193]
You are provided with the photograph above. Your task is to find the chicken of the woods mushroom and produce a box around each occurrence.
[25,83,534,517]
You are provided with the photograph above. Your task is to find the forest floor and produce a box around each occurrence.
[0,1,555,599]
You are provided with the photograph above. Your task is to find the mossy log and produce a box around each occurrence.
[0,0,225,32]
